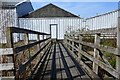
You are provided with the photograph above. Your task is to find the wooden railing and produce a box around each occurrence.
[64,27,120,79]
[0,27,51,80]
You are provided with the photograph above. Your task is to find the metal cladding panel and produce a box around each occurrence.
[0,9,18,43]
[19,18,81,40]
[16,1,34,17]
[86,10,118,30]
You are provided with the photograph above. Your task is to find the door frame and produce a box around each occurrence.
[50,24,58,39]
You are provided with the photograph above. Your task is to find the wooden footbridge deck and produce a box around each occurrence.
[32,42,91,80]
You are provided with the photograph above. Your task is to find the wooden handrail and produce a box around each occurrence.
[7,27,50,35]
[5,27,51,79]
[64,28,119,79]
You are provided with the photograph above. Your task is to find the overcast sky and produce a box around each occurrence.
[31,2,118,18]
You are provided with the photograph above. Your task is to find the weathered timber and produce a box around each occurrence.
[7,27,50,35]
[0,48,13,55]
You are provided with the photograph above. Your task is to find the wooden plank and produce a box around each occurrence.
[0,76,15,80]
[65,37,117,56]
[66,27,117,35]
[0,63,14,71]
[60,44,79,79]
[81,28,117,34]
[0,48,13,55]
[64,43,99,79]
[14,38,51,53]
[81,41,117,56]
[116,17,120,75]
[51,43,57,79]
[7,27,50,35]
[58,43,73,80]
[42,44,54,79]
[57,44,67,79]
[40,45,52,80]
[19,41,51,73]
[33,44,52,80]
[63,52,81,79]
[93,34,100,74]
[61,43,91,79]
[56,44,62,79]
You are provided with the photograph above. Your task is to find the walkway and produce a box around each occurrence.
[33,42,91,80]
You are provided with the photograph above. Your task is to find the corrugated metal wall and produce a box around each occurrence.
[19,18,82,39]
[0,9,17,43]
[86,10,118,30]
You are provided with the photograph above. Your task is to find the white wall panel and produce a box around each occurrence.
[0,9,17,43]
[19,18,81,39]
[86,10,118,30]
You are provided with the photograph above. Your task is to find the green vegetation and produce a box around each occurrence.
[83,37,116,68]
[101,39,116,68]
[101,39,116,48]
[103,51,116,68]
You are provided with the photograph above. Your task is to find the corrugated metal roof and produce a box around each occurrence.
[26,3,80,18]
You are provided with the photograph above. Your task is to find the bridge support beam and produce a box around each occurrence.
[116,16,120,78]
[93,33,100,74]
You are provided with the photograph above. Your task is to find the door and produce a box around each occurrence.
[50,24,58,39]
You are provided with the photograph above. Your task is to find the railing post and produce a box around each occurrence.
[93,33,100,74]
[6,27,16,79]
[72,34,74,52]
[67,35,70,49]
[64,34,67,47]
[37,34,40,51]
[24,33,29,45]
[68,35,70,49]
[42,35,46,50]
[78,34,83,61]
[116,13,120,78]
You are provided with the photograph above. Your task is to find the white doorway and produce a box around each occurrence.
[50,24,58,39]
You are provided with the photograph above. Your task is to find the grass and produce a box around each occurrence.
[101,39,116,68]
[82,37,116,68]
[100,39,116,47]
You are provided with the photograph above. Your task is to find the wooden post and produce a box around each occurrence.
[64,35,67,47]
[43,35,45,49]
[67,35,69,48]
[93,33,100,74]
[78,34,83,61]
[24,33,29,45]
[37,34,40,51]
[116,14,120,78]
[24,33,30,59]
[6,27,15,79]
[6,28,14,48]
[72,34,74,52]
[43,35,44,40]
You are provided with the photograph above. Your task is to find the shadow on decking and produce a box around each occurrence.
[33,41,90,80]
